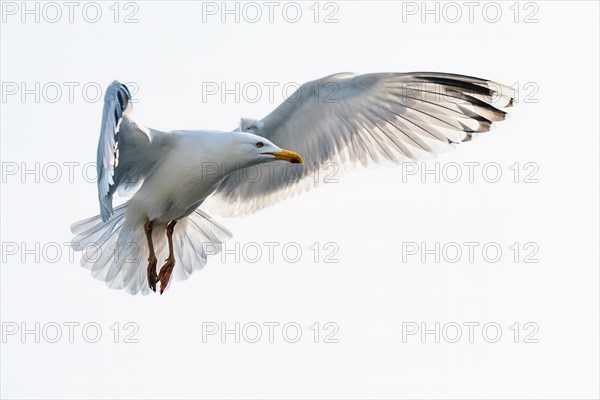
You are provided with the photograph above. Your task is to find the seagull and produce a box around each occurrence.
[71,72,514,295]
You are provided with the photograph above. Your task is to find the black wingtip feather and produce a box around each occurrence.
[420,76,496,97]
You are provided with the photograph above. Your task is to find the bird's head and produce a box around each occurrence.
[231,131,304,168]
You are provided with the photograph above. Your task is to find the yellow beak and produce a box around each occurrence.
[267,149,304,164]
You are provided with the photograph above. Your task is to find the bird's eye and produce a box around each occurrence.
[255,142,264,148]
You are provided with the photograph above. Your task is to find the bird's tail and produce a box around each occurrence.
[70,205,232,295]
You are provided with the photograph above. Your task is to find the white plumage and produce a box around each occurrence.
[71,72,513,295]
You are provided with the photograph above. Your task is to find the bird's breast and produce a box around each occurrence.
[130,139,231,223]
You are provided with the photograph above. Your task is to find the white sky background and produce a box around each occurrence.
[1,1,599,398]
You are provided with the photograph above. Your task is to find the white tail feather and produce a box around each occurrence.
[70,206,232,295]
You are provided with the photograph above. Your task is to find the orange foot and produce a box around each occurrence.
[158,257,176,294]
[147,255,158,292]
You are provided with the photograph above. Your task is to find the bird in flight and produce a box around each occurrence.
[71,72,514,295]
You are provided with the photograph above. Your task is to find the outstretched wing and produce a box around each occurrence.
[96,81,165,221]
[208,72,514,216]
